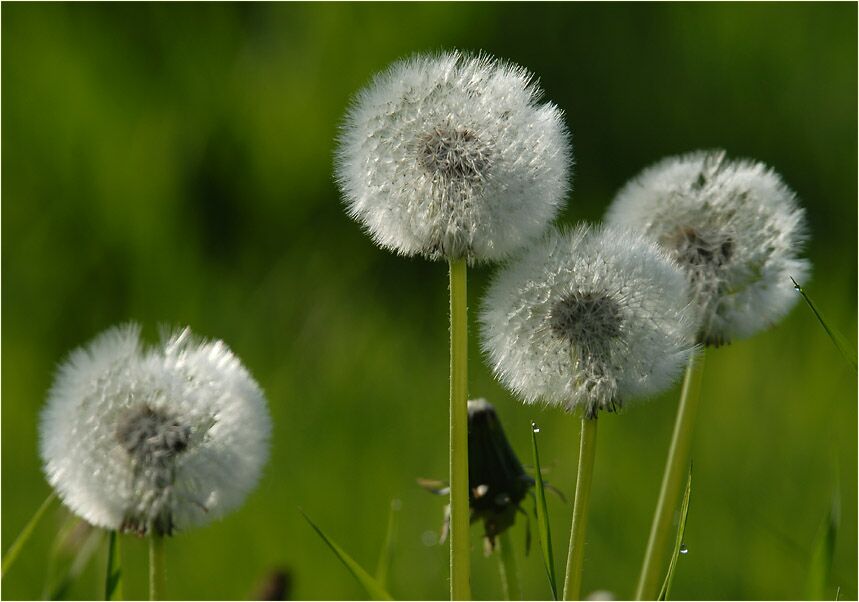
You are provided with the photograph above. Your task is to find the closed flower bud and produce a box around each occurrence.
[467,399,532,551]
[419,399,536,554]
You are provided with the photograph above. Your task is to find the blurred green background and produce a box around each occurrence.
[3,3,856,600]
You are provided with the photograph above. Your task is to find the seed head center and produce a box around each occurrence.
[116,405,191,468]
[549,291,623,346]
[665,226,734,270]
[417,126,490,182]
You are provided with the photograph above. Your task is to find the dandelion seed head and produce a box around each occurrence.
[606,150,810,346]
[549,291,624,346]
[39,324,272,536]
[335,50,572,263]
[480,226,695,417]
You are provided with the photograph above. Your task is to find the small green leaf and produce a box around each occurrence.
[105,530,123,600]
[375,499,401,588]
[657,466,692,601]
[531,422,558,601]
[300,509,394,601]
[805,481,841,600]
[792,277,857,371]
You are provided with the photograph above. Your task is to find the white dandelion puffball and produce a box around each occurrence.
[335,50,572,263]
[605,150,810,346]
[480,226,695,417]
[39,324,272,536]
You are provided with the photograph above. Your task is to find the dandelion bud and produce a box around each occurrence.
[605,150,810,346]
[39,324,272,536]
[335,50,572,263]
[480,226,695,417]
[467,399,532,551]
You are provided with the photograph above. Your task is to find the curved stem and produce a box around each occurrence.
[497,531,521,601]
[1,491,57,577]
[148,533,166,601]
[449,258,471,600]
[635,352,706,600]
[563,416,598,601]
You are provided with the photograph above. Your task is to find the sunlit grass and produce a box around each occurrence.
[301,510,394,601]
[657,467,692,601]
[531,422,558,600]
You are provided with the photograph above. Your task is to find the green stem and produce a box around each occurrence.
[449,258,471,601]
[635,353,706,600]
[149,534,166,601]
[375,499,400,588]
[105,530,122,600]
[562,416,598,601]
[497,531,521,601]
[1,490,57,577]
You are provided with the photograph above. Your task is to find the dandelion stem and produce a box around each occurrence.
[562,415,598,601]
[449,257,471,600]
[149,533,166,601]
[1,490,57,577]
[635,353,705,600]
[105,530,123,600]
[497,531,521,600]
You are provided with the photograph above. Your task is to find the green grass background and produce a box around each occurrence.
[3,3,856,600]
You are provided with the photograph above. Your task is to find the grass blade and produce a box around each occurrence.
[2,491,57,577]
[805,481,841,600]
[791,277,857,371]
[531,422,558,600]
[497,530,522,600]
[374,499,401,588]
[105,530,123,600]
[657,466,693,601]
[42,516,102,601]
[300,509,394,601]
